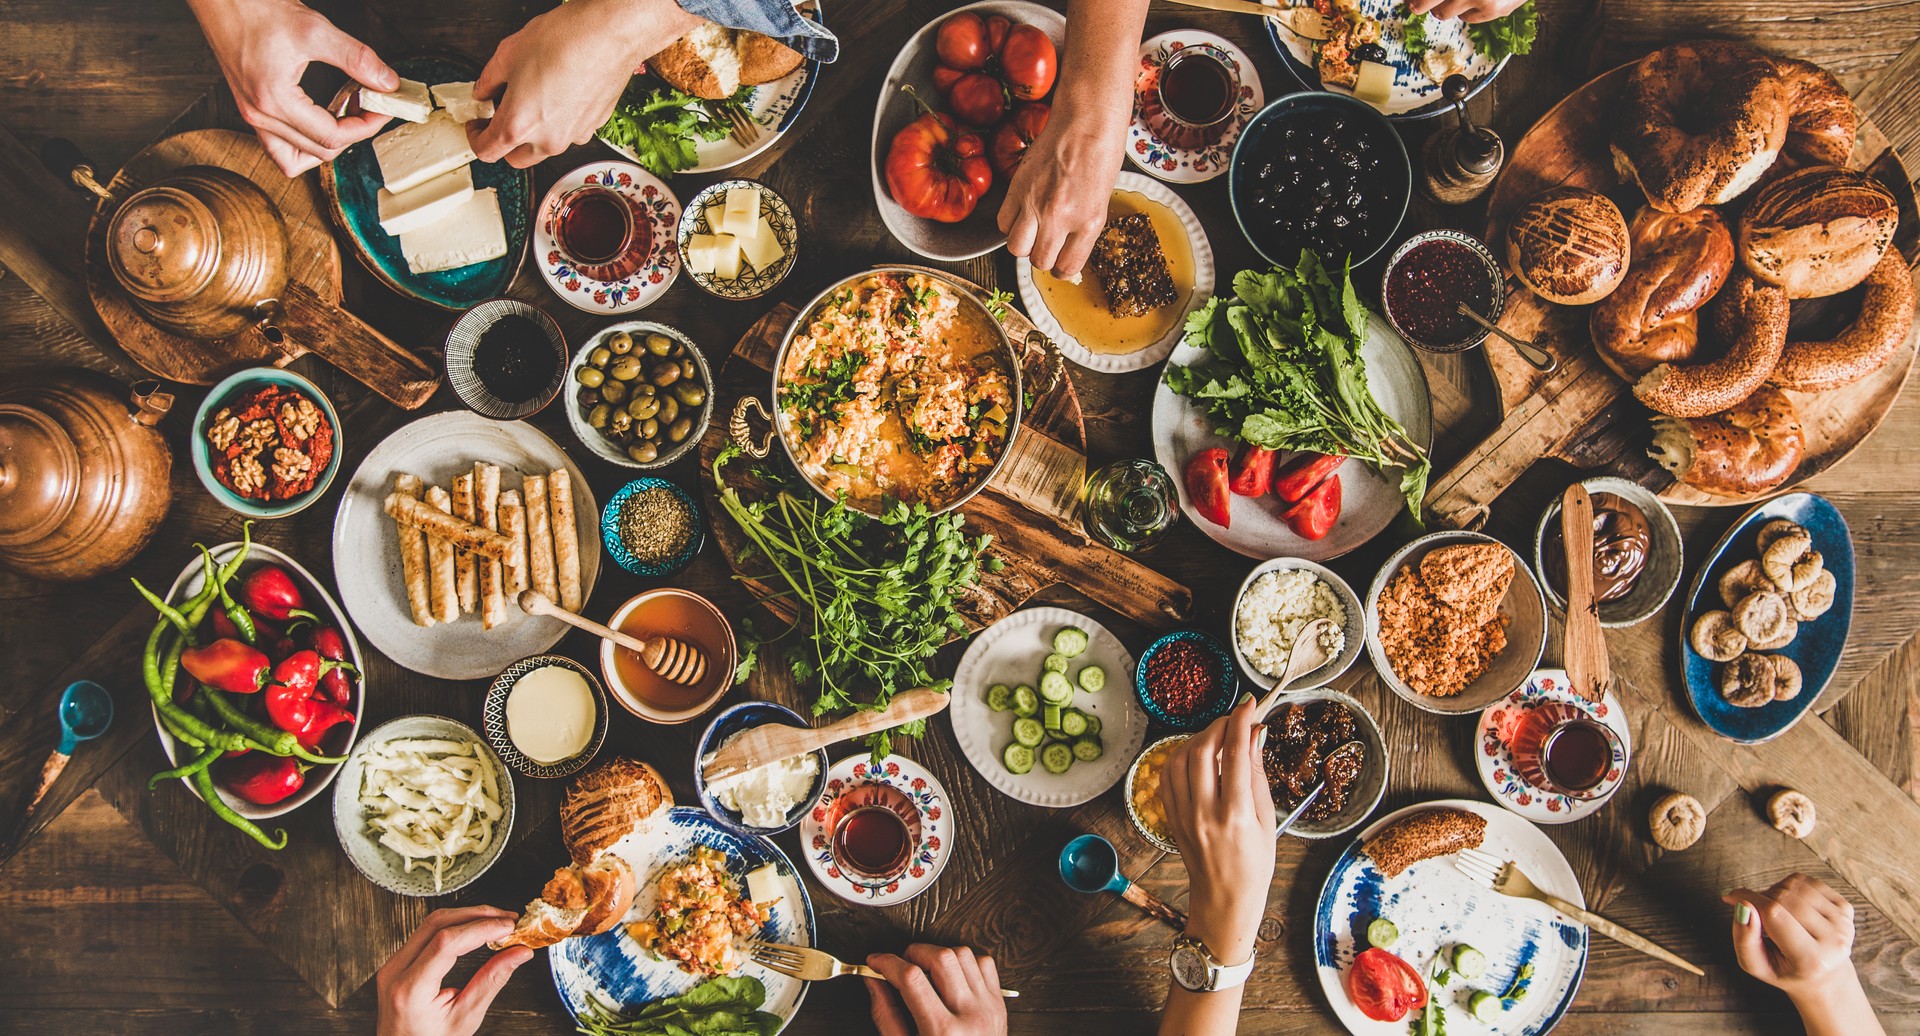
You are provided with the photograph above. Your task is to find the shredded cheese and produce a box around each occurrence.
[360,737,504,892]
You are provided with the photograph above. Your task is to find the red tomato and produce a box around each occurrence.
[999,23,1058,101]
[990,102,1050,176]
[885,97,994,223]
[946,71,1007,126]
[1346,948,1428,1023]
[1281,473,1341,540]
[932,64,966,95]
[1183,448,1233,529]
[935,12,992,71]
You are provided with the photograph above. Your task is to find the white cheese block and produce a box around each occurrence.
[703,201,726,231]
[710,233,742,279]
[376,165,475,237]
[722,186,760,226]
[399,187,507,274]
[430,81,496,123]
[359,78,434,123]
[739,219,785,272]
[685,232,721,275]
[373,111,478,195]
[745,863,781,905]
[720,202,763,241]
[1353,61,1394,107]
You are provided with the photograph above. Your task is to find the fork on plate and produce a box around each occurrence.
[722,105,762,147]
[1453,846,1704,976]
[750,941,1021,998]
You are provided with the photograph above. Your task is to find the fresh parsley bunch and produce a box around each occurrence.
[598,81,755,177]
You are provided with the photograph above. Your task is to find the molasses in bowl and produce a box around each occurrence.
[1228,92,1410,268]
[444,299,568,420]
[1261,688,1386,840]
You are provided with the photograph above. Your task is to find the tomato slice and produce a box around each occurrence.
[1345,947,1429,1022]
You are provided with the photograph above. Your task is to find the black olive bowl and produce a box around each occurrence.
[1227,92,1411,269]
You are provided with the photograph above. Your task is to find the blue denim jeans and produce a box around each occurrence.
[677,0,839,61]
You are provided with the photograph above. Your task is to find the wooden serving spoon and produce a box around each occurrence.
[518,590,707,686]
[1255,617,1334,721]
[702,687,952,782]
[1560,484,1611,703]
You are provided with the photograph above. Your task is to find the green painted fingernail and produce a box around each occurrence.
[1736,903,1753,924]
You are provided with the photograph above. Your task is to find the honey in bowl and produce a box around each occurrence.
[601,588,734,721]
[1033,190,1195,356]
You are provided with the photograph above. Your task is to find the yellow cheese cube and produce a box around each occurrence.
[745,863,781,905]
[1354,61,1394,107]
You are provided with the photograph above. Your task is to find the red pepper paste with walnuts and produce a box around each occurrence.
[203,385,333,502]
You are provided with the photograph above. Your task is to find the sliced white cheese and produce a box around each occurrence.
[685,232,721,275]
[430,81,496,123]
[399,187,506,274]
[745,863,781,905]
[1353,61,1394,107]
[721,203,764,241]
[710,233,742,279]
[739,218,785,272]
[703,201,726,233]
[373,111,478,195]
[722,185,760,226]
[360,78,434,124]
[376,165,475,237]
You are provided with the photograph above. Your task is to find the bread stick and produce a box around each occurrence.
[452,472,478,613]
[392,475,435,627]
[476,463,506,630]
[500,489,528,595]
[549,468,582,612]
[523,473,558,603]
[424,486,459,623]
[383,493,513,560]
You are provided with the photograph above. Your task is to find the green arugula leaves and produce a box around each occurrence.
[577,976,781,1036]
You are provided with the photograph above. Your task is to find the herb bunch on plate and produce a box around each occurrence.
[598,80,756,178]
[578,975,781,1036]
[1165,250,1430,521]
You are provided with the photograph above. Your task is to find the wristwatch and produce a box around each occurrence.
[1168,933,1256,992]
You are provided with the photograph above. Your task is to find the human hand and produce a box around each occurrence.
[865,944,1008,1036]
[1158,695,1276,964]
[471,0,701,168]
[1406,0,1529,22]
[1724,874,1862,1004]
[995,106,1126,279]
[186,0,397,176]
[375,906,535,1036]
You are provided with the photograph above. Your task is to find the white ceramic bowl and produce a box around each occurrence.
[1266,688,1388,840]
[563,321,713,470]
[599,589,736,725]
[1230,557,1365,692]
[1532,477,1684,628]
[332,714,515,897]
[1365,530,1548,715]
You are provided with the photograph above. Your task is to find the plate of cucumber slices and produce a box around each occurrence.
[949,606,1149,808]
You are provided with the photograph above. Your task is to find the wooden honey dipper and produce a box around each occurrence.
[518,590,708,685]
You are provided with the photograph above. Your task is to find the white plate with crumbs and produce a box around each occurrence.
[1017,172,1214,374]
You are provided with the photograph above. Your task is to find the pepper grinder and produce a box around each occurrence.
[1421,74,1504,205]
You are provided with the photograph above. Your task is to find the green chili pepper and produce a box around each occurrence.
[189,766,286,850]
[199,688,301,757]
[148,745,221,789]
[132,578,195,641]
[203,545,257,644]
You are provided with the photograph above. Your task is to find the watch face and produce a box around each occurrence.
[1170,943,1211,991]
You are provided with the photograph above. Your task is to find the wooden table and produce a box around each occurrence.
[4,2,1920,1032]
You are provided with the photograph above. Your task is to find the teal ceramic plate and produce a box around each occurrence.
[321,54,532,310]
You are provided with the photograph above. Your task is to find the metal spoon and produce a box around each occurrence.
[5,680,114,852]
[1275,739,1366,838]
[1457,303,1557,372]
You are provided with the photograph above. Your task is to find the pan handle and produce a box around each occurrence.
[1023,328,1063,398]
[729,395,775,459]
[40,138,112,202]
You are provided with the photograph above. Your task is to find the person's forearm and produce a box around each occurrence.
[1158,896,1259,1036]
[612,0,704,61]
[1791,975,1887,1036]
[1055,0,1149,129]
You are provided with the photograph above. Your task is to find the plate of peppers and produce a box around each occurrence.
[133,523,365,847]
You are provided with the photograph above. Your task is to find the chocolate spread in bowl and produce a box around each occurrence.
[1545,492,1652,603]
[1263,700,1366,822]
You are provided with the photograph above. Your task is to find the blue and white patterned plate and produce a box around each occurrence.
[1474,669,1630,825]
[550,807,814,1031]
[675,179,799,300]
[1126,31,1265,184]
[1314,799,1586,1035]
[532,161,681,315]
[1264,1,1509,119]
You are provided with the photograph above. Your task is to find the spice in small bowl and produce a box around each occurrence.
[1133,630,1237,732]
[600,477,704,577]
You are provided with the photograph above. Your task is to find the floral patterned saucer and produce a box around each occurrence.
[1474,669,1631,825]
[1126,30,1265,185]
[799,752,951,905]
[532,161,680,315]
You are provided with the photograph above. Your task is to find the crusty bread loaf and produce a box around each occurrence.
[1363,808,1488,879]
[574,856,637,936]
[489,898,587,951]
[1505,187,1631,306]
[561,757,672,864]
[1738,165,1898,299]
[489,856,636,949]
[738,31,804,85]
[652,22,804,100]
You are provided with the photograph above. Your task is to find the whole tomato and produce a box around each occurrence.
[946,71,1007,126]
[935,11,1008,71]
[990,102,1050,176]
[999,23,1058,101]
[886,90,994,223]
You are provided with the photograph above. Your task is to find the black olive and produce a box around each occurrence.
[1354,43,1387,64]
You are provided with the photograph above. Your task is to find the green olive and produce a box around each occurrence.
[658,395,680,425]
[668,340,685,358]
[627,441,659,464]
[608,410,633,435]
[626,395,659,420]
[587,403,612,429]
[607,331,635,355]
[667,415,694,444]
[680,358,697,380]
[645,333,673,356]
[670,381,707,408]
[633,383,657,399]
[589,346,612,367]
[599,378,629,405]
[575,365,605,388]
[649,362,682,388]
[609,355,644,381]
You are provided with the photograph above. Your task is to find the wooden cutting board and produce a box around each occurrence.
[698,270,1194,637]
[1425,64,1920,530]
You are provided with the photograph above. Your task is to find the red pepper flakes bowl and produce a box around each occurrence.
[1134,630,1239,732]
[189,367,343,519]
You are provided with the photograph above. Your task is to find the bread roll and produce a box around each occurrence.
[1611,40,1789,212]
[738,31,803,85]
[652,22,745,100]
[1506,187,1631,305]
[1590,206,1735,380]
[1772,56,1858,170]
[1648,384,1805,496]
[561,757,673,865]
[1739,165,1898,298]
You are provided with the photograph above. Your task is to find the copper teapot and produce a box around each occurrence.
[0,369,174,582]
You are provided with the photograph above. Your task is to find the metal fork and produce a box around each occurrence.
[722,105,762,147]
[1453,847,1704,976]
[750,941,1020,997]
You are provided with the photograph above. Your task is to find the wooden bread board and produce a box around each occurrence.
[698,271,1194,638]
[1426,64,1919,530]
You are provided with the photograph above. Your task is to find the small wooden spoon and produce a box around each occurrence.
[702,687,952,783]
[1255,617,1334,721]
[519,590,707,686]
[1560,484,1611,703]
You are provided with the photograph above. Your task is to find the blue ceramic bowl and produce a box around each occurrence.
[444,299,568,419]
[1134,630,1239,732]
[190,367,344,519]
[601,478,705,577]
[694,701,829,835]
[1227,92,1411,268]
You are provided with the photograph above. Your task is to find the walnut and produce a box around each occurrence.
[230,453,266,497]
[280,397,322,442]
[207,409,240,451]
[238,418,278,455]
[271,446,312,484]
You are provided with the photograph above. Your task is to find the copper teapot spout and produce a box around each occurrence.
[250,298,286,345]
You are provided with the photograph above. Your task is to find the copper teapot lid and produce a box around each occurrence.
[106,184,222,305]
[0,403,81,547]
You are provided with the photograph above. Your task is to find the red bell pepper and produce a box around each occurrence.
[306,626,355,705]
[1281,474,1342,541]
[218,753,307,806]
[295,701,355,751]
[240,565,315,623]
[1183,448,1233,528]
[180,638,270,695]
[1272,452,1346,503]
[1228,444,1277,498]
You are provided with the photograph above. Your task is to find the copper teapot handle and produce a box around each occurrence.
[129,380,172,428]
[40,138,112,203]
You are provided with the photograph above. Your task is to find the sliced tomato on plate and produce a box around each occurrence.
[1345,947,1428,1022]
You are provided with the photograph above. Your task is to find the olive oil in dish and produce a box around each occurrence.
[1033,191,1194,355]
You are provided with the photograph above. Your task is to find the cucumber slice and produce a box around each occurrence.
[1053,627,1089,657]
[1366,918,1398,949]
[1452,945,1487,979]
[1468,991,1502,1023]
[1039,671,1073,704]
[1012,685,1039,716]
[1003,742,1035,775]
[1012,717,1045,748]
[1082,713,1102,737]
[1043,653,1069,674]
[1071,736,1103,762]
[1077,664,1106,692]
[1060,709,1089,737]
[1042,703,1062,733]
[986,684,1013,712]
[1041,742,1075,774]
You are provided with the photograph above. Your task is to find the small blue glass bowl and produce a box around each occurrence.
[694,701,829,835]
[1134,630,1239,732]
[190,366,343,519]
[600,478,705,577]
